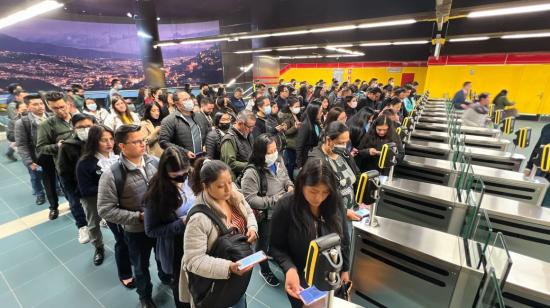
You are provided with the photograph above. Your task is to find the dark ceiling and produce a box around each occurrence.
[0,0,548,61]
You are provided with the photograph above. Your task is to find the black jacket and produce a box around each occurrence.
[295,119,320,168]
[205,128,224,159]
[76,155,102,198]
[159,110,209,155]
[527,123,550,179]
[57,135,84,196]
[356,132,405,173]
[269,192,350,275]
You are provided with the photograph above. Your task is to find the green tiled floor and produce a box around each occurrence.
[0,141,290,308]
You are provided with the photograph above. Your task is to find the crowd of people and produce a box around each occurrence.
[3,77,416,308]
[451,81,519,127]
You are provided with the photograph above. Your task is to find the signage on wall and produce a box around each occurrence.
[332,69,344,83]
[387,67,402,73]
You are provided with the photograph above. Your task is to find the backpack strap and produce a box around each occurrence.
[110,161,128,204]
[186,204,230,235]
[257,167,268,197]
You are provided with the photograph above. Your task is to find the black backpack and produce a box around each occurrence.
[235,164,268,196]
[185,204,253,308]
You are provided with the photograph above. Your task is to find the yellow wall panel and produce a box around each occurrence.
[280,63,550,115]
[425,64,550,115]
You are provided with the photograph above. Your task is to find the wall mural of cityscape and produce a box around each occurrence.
[0,18,223,93]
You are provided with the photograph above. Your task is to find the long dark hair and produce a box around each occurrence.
[143,147,190,220]
[291,158,343,237]
[302,102,321,125]
[493,89,508,104]
[249,134,276,168]
[348,107,374,147]
[190,157,231,195]
[324,107,345,129]
[367,115,397,141]
[82,125,114,159]
[143,102,162,127]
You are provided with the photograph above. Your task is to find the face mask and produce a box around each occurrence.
[117,84,123,90]
[265,151,278,166]
[170,173,187,183]
[183,99,194,112]
[76,127,90,142]
[350,100,358,109]
[87,103,97,111]
[291,107,301,115]
[333,144,347,156]
[264,105,272,116]
[219,123,231,131]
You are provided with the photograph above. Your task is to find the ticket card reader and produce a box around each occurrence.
[305,233,343,308]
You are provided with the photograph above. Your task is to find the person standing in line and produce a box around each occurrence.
[107,78,123,111]
[83,98,110,124]
[220,110,256,179]
[180,158,257,308]
[241,134,294,287]
[140,103,164,158]
[97,124,170,308]
[205,111,233,160]
[77,125,135,285]
[104,95,141,131]
[159,90,209,160]
[279,97,301,180]
[36,92,84,230]
[295,103,322,169]
[57,113,95,244]
[143,147,195,308]
[452,81,473,110]
[269,159,350,308]
[229,87,247,113]
[14,94,48,205]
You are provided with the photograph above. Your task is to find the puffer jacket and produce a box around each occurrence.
[97,154,159,233]
[205,128,225,159]
[159,110,209,156]
[14,113,41,167]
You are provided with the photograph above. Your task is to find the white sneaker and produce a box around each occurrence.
[78,226,90,244]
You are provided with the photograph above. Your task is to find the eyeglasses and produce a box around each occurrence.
[125,139,146,146]
[245,124,256,129]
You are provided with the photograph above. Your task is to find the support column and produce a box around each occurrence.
[133,0,165,88]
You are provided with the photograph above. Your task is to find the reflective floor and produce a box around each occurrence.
[0,142,289,308]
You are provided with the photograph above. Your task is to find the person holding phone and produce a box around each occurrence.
[180,158,258,308]
[241,134,294,287]
[356,115,404,174]
[143,147,195,308]
[269,158,350,308]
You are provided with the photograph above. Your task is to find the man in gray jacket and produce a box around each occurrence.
[159,90,209,160]
[14,94,48,205]
[97,124,168,308]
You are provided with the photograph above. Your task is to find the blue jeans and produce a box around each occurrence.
[284,149,297,181]
[27,167,44,196]
[59,180,87,228]
[124,231,170,300]
[231,295,247,308]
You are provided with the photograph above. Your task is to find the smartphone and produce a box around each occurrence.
[299,286,328,306]
[355,208,370,218]
[194,151,207,158]
[237,250,267,271]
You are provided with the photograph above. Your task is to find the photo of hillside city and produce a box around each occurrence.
[0,18,223,93]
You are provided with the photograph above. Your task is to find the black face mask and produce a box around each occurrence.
[332,146,348,156]
[219,123,231,131]
[170,173,187,183]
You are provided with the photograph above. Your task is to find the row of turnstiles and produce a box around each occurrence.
[349,94,550,307]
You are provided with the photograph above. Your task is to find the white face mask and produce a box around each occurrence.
[291,107,301,115]
[183,99,194,112]
[265,151,278,166]
[76,127,90,141]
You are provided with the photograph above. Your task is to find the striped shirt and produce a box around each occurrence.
[229,206,247,235]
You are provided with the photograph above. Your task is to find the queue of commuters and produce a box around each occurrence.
[5,77,416,308]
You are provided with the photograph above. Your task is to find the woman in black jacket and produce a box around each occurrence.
[295,103,322,168]
[143,147,194,308]
[356,115,405,174]
[76,125,134,287]
[270,158,350,308]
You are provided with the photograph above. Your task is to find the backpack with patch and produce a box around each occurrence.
[185,204,253,308]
